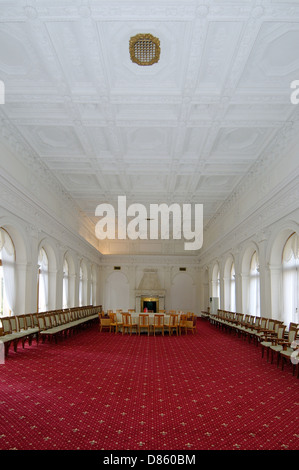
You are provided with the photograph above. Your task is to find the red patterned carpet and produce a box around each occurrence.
[0,319,298,451]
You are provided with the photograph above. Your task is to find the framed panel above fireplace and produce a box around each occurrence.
[141,297,159,313]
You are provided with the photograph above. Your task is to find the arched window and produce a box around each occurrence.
[38,247,48,312]
[248,251,260,316]
[212,264,220,299]
[282,233,299,326]
[0,228,16,316]
[62,258,69,309]
[230,262,236,312]
[224,258,235,311]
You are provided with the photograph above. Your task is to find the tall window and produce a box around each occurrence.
[248,251,260,316]
[38,247,48,312]
[0,228,16,316]
[211,264,221,312]
[62,258,69,309]
[282,233,299,326]
[230,262,236,312]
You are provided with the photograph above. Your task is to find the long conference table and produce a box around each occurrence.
[115,312,181,326]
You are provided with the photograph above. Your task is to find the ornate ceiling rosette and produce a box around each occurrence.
[129,33,160,66]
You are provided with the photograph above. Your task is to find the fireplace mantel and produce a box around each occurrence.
[135,270,165,312]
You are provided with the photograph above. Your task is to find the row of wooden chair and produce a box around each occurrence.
[99,312,197,336]
[210,309,299,378]
[0,305,102,356]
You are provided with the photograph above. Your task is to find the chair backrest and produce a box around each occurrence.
[0,317,12,335]
[169,313,179,326]
[10,316,18,333]
[277,325,286,339]
[272,320,281,334]
[44,313,52,329]
[139,314,149,326]
[37,315,46,330]
[122,312,131,324]
[17,315,27,331]
[24,314,34,328]
[236,313,244,323]
[288,328,299,343]
[267,319,275,330]
[109,313,117,322]
[31,313,39,327]
[260,317,268,328]
[154,314,164,327]
[253,316,261,327]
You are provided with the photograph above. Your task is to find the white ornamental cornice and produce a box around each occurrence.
[0,112,96,231]
[204,119,299,233]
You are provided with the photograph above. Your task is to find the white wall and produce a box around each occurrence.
[0,141,102,314]
[197,134,299,322]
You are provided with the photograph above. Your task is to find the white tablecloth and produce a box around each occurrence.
[116,313,180,326]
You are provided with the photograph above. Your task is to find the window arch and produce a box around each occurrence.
[0,228,16,316]
[282,232,299,325]
[38,247,48,312]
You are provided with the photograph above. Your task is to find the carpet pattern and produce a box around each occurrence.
[0,320,298,450]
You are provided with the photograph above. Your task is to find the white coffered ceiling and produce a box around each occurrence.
[0,0,299,257]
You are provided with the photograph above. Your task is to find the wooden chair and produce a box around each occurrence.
[279,328,299,374]
[186,313,197,334]
[122,312,138,335]
[138,314,150,336]
[168,313,179,336]
[270,327,299,366]
[100,316,111,333]
[249,317,267,344]
[179,314,188,335]
[109,313,120,334]
[260,323,286,361]
[153,314,164,336]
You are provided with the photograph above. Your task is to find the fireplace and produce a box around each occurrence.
[135,269,165,313]
[141,297,159,313]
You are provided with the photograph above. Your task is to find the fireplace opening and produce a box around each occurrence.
[141,297,159,313]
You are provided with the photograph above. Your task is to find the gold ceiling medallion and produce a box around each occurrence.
[129,34,160,66]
